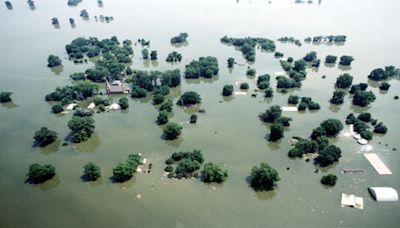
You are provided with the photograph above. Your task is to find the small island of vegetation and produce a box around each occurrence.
[249,163,280,191]
[26,163,55,184]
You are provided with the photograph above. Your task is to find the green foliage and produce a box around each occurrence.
[164,165,174,172]
[190,114,198,124]
[112,154,141,182]
[325,55,337,64]
[264,88,274,98]
[70,72,86,81]
[165,158,174,165]
[330,91,345,105]
[303,51,317,62]
[288,139,317,158]
[249,163,280,191]
[360,130,373,140]
[345,113,357,124]
[227,58,235,68]
[157,111,169,125]
[47,55,62,67]
[163,122,182,140]
[52,104,64,114]
[222,85,234,96]
[221,36,275,61]
[159,99,173,112]
[142,48,149,59]
[357,112,371,122]
[150,50,158,60]
[118,97,129,110]
[166,51,182,62]
[170,33,188,44]
[83,162,101,181]
[298,101,307,111]
[184,57,219,79]
[349,83,368,94]
[33,127,58,147]
[335,73,353,88]
[152,94,165,105]
[0,92,12,103]
[201,163,228,183]
[280,60,292,71]
[269,123,284,141]
[27,163,55,184]
[293,59,307,72]
[166,150,204,179]
[339,55,354,66]
[352,90,376,107]
[288,95,299,105]
[240,83,249,90]
[274,52,284,58]
[374,122,388,134]
[321,174,337,186]
[257,74,270,89]
[316,145,341,167]
[307,101,321,110]
[46,80,98,102]
[276,76,301,89]
[379,82,391,91]
[131,86,147,98]
[368,66,399,81]
[93,97,110,106]
[68,116,95,143]
[73,108,92,117]
[177,91,201,106]
[259,105,282,123]
[158,70,181,88]
[246,68,256,76]
[320,119,343,137]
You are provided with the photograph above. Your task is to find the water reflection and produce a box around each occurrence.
[349,104,370,113]
[164,137,183,147]
[222,96,234,102]
[338,65,351,71]
[255,189,277,201]
[76,133,101,153]
[171,41,189,48]
[184,76,219,84]
[33,175,61,191]
[367,79,380,88]
[39,140,61,155]
[151,60,159,67]
[143,60,150,67]
[50,65,64,75]
[1,101,18,109]
[115,177,136,189]
[328,104,341,113]
[324,63,335,68]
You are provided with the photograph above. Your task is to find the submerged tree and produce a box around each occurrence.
[47,55,62,67]
[26,163,55,184]
[201,163,228,183]
[339,55,354,66]
[0,92,12,103]
[33,127,58,147]
[83,162,101,181]
[222,85,234,96]
[163,122,182,140]
[249,163,280,191]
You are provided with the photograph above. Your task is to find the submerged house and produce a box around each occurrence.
[105,79,131,94]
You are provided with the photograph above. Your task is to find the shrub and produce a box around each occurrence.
[26,163,55,184]
[374,122,387,134]
[320,119,343,137]
[0,92,12,103]
[33,127,58,146]
[177,91,201,106]
[222,85,234,96]
[240,83,249,90]
[201,163,228,183]
[190,114,198,124]
[83,162,101,181]
[288,95,299,105]
[249,163,280,190]
[163,122,182,140]
[321,174,337,186]
[316,145,341,167]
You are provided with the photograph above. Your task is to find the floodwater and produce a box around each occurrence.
[0,0,399,227]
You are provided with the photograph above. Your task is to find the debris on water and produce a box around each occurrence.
[136,194,142,199]
[314,169,319,173]
[286,167,290,170]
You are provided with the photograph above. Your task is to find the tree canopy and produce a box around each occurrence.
[47,55,62,67]
[177,91,201,106]
[26,163,55,184]
[33,127,58,146]
[335,73,353,88]
[201,163,228,183]
[0,92,12,103]
[316,145,341,167]
[68,116,95,143]
[83,162,101,181]
[112,154,141,182]
[184,57,219,79]
[163,122,182,140]
[249,163,280,191]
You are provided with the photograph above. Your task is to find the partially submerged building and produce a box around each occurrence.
[106,80,131,94]
[368,187,399,202]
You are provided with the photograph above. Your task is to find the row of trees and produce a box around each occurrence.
[287,96,321,111]
[221,36,276,61]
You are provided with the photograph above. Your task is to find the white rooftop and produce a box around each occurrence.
[368,187,399,202]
